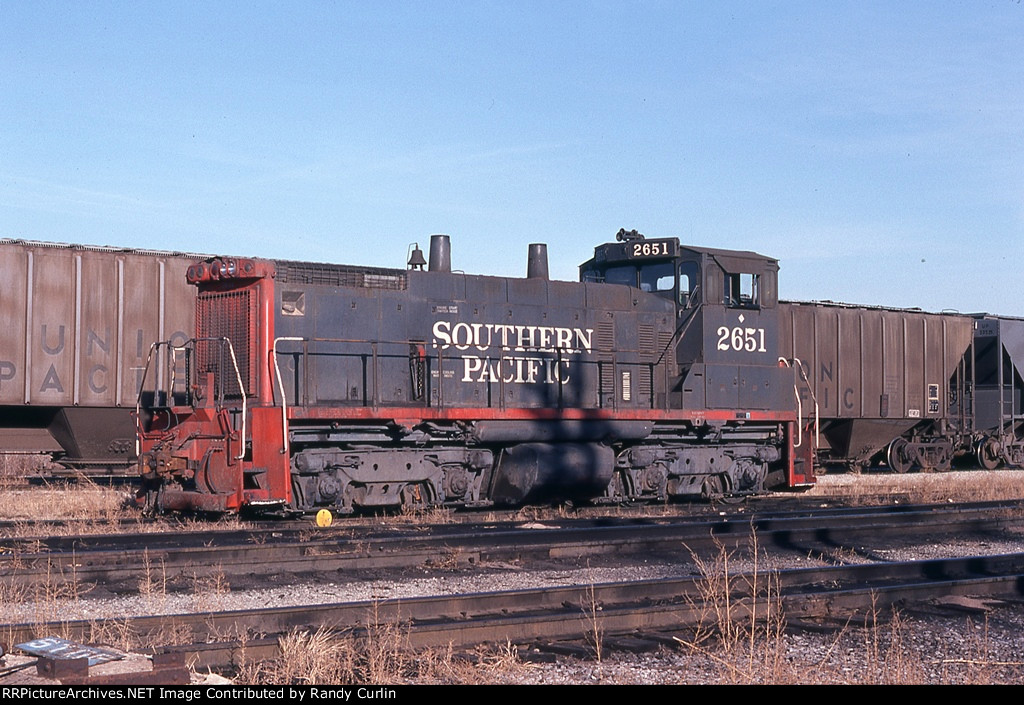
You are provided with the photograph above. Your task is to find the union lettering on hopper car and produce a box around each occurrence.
[0,240,202,470]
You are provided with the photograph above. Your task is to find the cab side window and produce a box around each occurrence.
[604,265,637,287]
[679,261,699,307]
[724,272,759,309]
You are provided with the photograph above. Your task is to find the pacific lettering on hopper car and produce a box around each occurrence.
[0,240,202,471]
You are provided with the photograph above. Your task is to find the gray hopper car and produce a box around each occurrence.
[972,315,1024,469]
[778,301,975,472]
[0,240,202,472]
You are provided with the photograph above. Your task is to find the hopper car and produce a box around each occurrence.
[0,240,201,473]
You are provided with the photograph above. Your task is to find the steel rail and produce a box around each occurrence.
[5,500,1024,590]
[4,552,1024,671]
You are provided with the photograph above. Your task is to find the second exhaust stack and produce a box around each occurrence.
[428,234,451,273]
[527,243,549,280]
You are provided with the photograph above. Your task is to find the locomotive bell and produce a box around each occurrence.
[407,243,427,270]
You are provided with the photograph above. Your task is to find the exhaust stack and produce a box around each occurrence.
[527,243,549,280]
[428,234,451,273]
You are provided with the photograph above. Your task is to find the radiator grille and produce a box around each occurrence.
[196,290,255,397]
[275,261,407,289]
[597,321,615,401]
[639,324,655,359]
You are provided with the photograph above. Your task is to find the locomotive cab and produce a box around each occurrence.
[580,230,815,492]
[579,230,790,413]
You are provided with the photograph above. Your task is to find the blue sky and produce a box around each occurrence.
[2,1,1022,314]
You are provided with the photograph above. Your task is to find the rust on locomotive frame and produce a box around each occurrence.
[135,231,815,515]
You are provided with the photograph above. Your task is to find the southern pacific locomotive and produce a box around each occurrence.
[135,231,815,515]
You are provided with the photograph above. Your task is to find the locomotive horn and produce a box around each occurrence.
[428,234,451,273]
[527,243,549,279]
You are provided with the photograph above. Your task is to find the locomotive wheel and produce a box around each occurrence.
[886,438,913,474]
[700,475,725,500]
[975,437,1001,470]
[400,481,436,509]
[701,474,745,504]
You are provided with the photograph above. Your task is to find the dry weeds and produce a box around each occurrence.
[809,468,1024,505]
[668,529,1024,684]
[236,624,533,685]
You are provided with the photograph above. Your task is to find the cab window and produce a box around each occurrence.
[603,265,637,287]
[679,261,699,307]
[724,272,759,308]
[638,262,675,296]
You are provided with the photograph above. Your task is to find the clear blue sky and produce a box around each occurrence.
[2,1,1022,314]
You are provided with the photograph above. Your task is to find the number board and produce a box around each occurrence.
[626,239,677,259]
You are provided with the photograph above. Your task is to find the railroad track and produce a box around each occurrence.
[4,499,1024,592]
[4,499,1024,680]
[4,551,1024,672]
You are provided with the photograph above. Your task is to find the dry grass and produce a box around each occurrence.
[0,482,136,523]
[675,531,796,684]
[808,469,1024,505]
[670,529,1024,684]
[190,569,231,612]
[237,623,532,685]
[0,480,258,539]
[0,453,63,480]
[235,597,532,686]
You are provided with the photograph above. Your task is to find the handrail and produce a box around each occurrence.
[655,302,703,366]
[218,338,248,461]
[273,336,306,456]
[778,358,801,447]
[134,341,162,457]
[135,337,248,461]
[271,336,660,411]
[780,357,820,448]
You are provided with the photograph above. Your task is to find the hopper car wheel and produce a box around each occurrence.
[975,437,1001,470]
[886,438,913,474]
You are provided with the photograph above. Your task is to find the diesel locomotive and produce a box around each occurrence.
[134,231,815,515]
